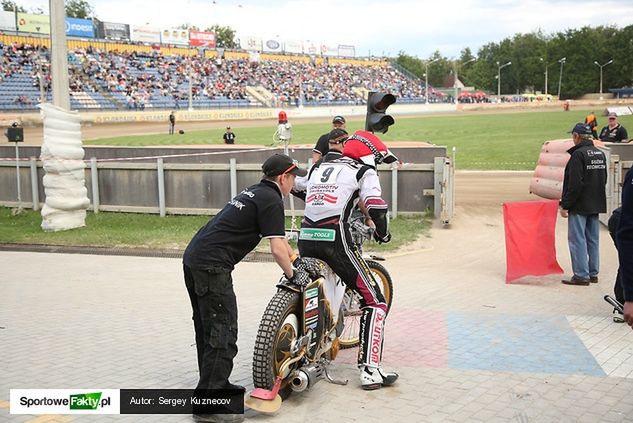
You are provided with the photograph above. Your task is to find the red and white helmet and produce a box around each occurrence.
[342,130,398,167]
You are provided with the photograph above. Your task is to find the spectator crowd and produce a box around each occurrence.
[0,42,447,110]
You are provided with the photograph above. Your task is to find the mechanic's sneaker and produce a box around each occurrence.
[590,276,599,283]
[360,366,399,390]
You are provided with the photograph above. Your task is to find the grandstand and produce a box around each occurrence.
[0,34,447,112]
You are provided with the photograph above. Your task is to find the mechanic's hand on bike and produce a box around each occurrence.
[287,269,312,287]
[293,257,322,278]
[374,231,391,244]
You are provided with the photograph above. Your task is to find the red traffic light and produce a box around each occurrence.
[365,92,396,134]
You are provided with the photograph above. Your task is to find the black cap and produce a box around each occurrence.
[328,128,348,144]
[332,115,346,124]
[262,154,308,177]
[568,123,593,135]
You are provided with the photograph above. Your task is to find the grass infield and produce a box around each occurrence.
[0,207,431,253]
[84,108,633,170]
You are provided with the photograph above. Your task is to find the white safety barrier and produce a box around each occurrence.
[39,103,89,231]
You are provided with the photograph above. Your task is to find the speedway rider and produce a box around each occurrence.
[293,130,399,390]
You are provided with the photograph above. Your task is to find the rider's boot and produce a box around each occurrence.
[359,365,399,390]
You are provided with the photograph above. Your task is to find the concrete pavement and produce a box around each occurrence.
[1,207,633,422]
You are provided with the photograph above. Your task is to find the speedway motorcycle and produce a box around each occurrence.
[245,216,393,413]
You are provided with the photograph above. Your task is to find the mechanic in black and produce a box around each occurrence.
[312,115,346,162]
[223,126,236,144]
[599,112,629,143]
[182,154,308,420]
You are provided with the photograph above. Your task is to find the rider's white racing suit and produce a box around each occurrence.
[294,154,391,368]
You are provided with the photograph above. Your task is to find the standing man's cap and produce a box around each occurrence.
[262,154,308,177]
[608,112,618,118]
[332,115,346,124]
[328,128,349,144]
[568,123,593,135]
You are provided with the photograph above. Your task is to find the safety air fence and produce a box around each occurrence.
[530,141,633,225]
[0,145,451,219]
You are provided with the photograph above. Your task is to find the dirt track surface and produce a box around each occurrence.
[455,170,534,211]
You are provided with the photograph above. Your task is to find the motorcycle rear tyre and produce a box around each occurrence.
[339,260,393,349]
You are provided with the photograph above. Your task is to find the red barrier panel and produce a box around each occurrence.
[503,199,564,282]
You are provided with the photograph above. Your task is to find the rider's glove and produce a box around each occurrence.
[374,231,391,244]
[287,269,311,287]
[293,257,322,278]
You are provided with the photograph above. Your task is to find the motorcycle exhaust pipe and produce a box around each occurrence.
[289,364,324,392]
[290,369,310,392]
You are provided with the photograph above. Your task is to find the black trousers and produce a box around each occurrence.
[299,226,388,367]
[184,264,238,390]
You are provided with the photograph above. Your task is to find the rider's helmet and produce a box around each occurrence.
[342,130,398,167]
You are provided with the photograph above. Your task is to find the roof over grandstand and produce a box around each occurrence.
[13,0,633,57]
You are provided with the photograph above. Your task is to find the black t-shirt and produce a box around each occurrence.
[313,132,329,156]
[224,131,236,144]
[599,124,628,143]
[183,180,286,270]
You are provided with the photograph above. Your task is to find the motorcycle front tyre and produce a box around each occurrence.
[252,289,301,400]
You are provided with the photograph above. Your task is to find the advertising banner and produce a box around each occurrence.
[189,30,216,48]
[65,17,94,38]
[302,40,319,56]
[0,11,16,31]
[131,26,161,44]
[320,43,338,57]
[240,36,262,51]
[338,44,355,57]
[94,19,130,40]
[262,38,282,53]
[16,12,49,35]
[161,28,189,46]
[95,20,130,41]
[284,39,303,54]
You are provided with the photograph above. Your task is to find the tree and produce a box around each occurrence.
[65,0,95,18]
[1,0,26,12]
[457,48,477,87]
[205,25,238,49]
[395,51,425,78]
[177,23,199,31]
[426,50,451,87]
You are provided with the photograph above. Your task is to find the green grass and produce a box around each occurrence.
[84,108,633,170]
[0,207,431,252]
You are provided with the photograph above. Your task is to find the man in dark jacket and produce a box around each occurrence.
[617,167,633,328]
[560,123,607,286]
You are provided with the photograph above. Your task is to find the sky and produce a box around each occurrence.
[14,0,633,58]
